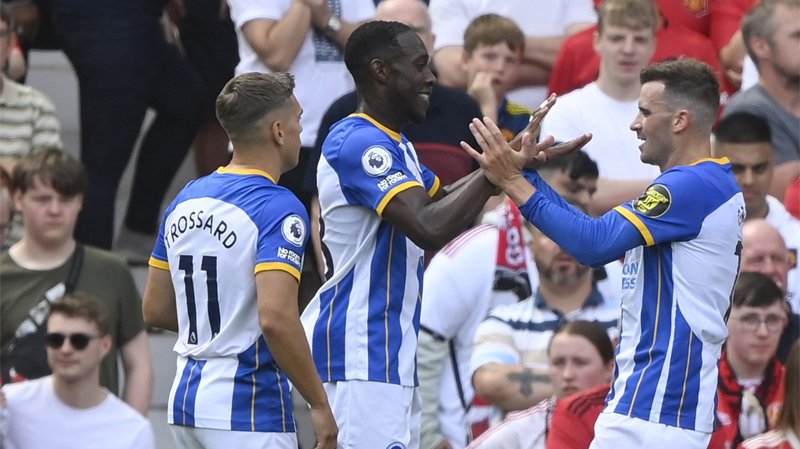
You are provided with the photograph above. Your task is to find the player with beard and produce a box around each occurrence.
[469,211,619,417]
[299,20,589,449]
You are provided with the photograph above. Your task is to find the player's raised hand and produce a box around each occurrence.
[508,93,556,152]
[310,404,338,449]
[522,132,593,170]
[462,117,534,188]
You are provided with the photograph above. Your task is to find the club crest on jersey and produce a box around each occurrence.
[281,214,306,247]
[362,146,392,177]
[683,0,708,16]
[386,443,406,449]
[789,249,798,269]
[633,184,672,218]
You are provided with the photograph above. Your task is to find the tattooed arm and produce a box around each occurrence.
[472,364,552,413]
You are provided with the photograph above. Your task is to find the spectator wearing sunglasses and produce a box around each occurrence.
[0,293,155,449]
[709,272,788,449]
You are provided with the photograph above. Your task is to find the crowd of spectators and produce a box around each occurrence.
[0,0,798,448]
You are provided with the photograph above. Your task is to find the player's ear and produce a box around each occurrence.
[672,109,691,134]
[371,58,390,84]
[270,119,285,146]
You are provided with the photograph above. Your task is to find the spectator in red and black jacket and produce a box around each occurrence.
[709,272,788,449]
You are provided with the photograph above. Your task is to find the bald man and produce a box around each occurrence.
[742,219,800,362]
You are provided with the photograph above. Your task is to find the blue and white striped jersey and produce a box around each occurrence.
[301,113,440,387]
[150,167,309,432]
[606,158,745,432]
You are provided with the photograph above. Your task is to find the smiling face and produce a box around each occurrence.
[387,31,436,123]
[595,25,655,86]
[548,333,615,399]
[630,81,675,169]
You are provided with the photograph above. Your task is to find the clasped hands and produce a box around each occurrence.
[461,94,592,190]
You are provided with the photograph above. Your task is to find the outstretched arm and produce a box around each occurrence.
[463,118,643,266]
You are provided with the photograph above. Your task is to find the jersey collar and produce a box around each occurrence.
[216,167,276,183]
[350,113,402,143]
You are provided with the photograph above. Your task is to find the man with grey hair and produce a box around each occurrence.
[722,0,800,202]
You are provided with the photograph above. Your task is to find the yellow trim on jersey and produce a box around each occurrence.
[376,181,424,217]
[628,248,663,415]
[327,283,339,382]
[350,113,402,142]
[384,226,396,383]
[505,101,533,115]
[689,157,729,166]
[428,176,441,197]
[676,332,694,427]
[149,257,170,270]
[276,369,287,431]
[614,206,655,247]
[216,166,276,183]
[183,361,199,425]
[255,262,301,282]
[251,339,259,431]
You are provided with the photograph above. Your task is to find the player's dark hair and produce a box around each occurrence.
[344,20,413,85]
[50,293,111,336]
[215,72,295,144]
[715,112,772,145]
[537,149,599,181]
[549,320,615,365]
[640,58,720,131]
[12,147,87,197]
[775,341,800,432]
[733,271,785,309]
[742,0,800,68]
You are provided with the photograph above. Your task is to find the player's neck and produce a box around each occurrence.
[356,101,405,135]
[53,372,108,409]
[9,237,76,270]
[747,201,770,220]
[227,153,282,184]
[726,349,768,381]
[595,76,641,103]
[661,137,712,172]
[538,274,594,315]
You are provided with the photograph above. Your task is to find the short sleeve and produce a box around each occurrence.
[613,169,706,246]
[254,193,310,282]
[420,163,441,197]
[563,0,598,29]
[228,0,289,29]
[429,0,472,49]
[470,315,520,377]
[334,128,425,217]
[150,203,175,270]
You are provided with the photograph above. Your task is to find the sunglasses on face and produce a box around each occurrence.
[45,332,101,350]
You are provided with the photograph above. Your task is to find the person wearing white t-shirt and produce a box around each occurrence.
[540,0,661,215]
[714,112,800,312]
[418,150,620,449]
[227,0,375,295]
[429,0,596,109]
[0,294,155,449]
